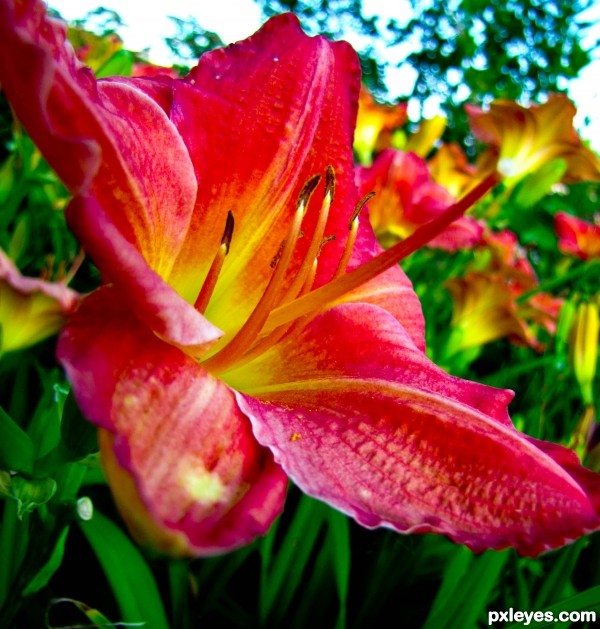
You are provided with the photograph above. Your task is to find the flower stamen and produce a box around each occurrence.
[195,211,234,314]
[263,172,500,334]
[280,166,335,304]
[203,175,321,372]
[334,192,374,279]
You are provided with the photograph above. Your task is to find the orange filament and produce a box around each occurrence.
[263,171,500,334]
[333,192,374,279]
[232,256,320,368]
[202,175,321,372]
[194,211,234,313]
[200,168,499,374]
[279,166,335,304]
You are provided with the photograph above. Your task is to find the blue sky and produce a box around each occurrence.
[49,0,600,151]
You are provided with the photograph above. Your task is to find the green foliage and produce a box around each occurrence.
[165,16,225,64]
[79,511,170,628]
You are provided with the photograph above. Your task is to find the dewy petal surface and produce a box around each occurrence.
[57,289,288,555]
[167,15,362,328]
[234,303,600,556]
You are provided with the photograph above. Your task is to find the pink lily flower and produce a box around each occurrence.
[555,212,600,260]
[356,149,483,251]
[2,0,600,557]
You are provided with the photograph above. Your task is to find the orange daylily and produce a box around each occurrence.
[66,24,123,72]
[447,229,563,352]
[0,249,79,355]
[404,115,446,158]
[429,143,478,198]
[467,94,600,185]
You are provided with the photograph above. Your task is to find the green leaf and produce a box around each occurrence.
[9,475,56,518]
[423,548,509,629]
[22,526,70,596]
[422,545,473,629]
[96,50,135,78]
[326,508,350,629]
[506,586,600,629]
[511,159,567,209]
[27,379,62,460]
[0,406,33,474]
[47,597,120,627]
[259,493,326,624]
[60,391,98,459]
[533,541,585,610]
[79,509,169,628]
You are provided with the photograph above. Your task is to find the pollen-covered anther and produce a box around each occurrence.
[195,210,234,314]
[280,165,336,304]
[264,171,500,334]
[334,191,375,278]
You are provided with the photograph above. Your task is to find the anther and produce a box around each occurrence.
[195,211,235,313]
[221,210,234,253]
[281,166,336,303]
[324,165,335,203]
[297,174,322,213]
[318,235,337,257]
[265,172,500,333]
[350,192,375,229]
[334,192,374,278]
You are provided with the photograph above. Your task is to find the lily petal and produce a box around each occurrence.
[66,196,222,356]
[555,212,600,260]
[234,303,600,556]
[167,14,362,324]
[0,249,79,353]
[57,288,288,555]
[466,95,600,184]
[0,0,197,278]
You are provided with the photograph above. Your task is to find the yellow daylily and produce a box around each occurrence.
[429,143,478,198]
[466,94,600,185]
[354,85,407,165]
[0,249,79,355]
